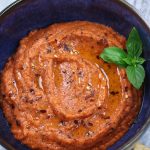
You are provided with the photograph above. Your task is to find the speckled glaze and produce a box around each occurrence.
[0,0,150,150]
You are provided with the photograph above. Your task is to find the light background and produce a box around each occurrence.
[0,0,150,149]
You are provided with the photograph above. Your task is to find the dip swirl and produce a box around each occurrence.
[1,21,141,150]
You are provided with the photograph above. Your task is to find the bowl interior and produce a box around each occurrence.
[0,0,150,150]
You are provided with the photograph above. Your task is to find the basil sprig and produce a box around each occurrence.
[100,27,145,89]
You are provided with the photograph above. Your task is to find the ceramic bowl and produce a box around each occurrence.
[0,0,150,149]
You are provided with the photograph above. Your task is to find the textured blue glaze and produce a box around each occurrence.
[0,0,150,150]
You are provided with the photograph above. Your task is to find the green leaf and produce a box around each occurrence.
[123,56,146,65]
[126,64,145,89]
[100,47,127,67]
[126,27,142,57]
[135,57,146,64]
[123,57,132,65]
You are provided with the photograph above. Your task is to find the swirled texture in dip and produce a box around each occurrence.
[0,21,141,150]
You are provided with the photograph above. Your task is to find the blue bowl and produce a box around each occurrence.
[0,0,150,150]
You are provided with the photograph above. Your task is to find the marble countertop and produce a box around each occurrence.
[0,0,150,149]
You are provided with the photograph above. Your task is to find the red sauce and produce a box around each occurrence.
[1,21,141,150]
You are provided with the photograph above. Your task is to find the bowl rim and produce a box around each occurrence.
[0,0,150,150]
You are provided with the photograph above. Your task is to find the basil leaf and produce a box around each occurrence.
[123,56,145,65]
[123,57,132,65]
[126,27,142,57]
[135,57,145,64]
[100,47,127,67]
[126,64,145,89]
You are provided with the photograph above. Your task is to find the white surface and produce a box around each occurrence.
[126,0,150,25]
[0,0,150,149]
[0,0,16,11]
